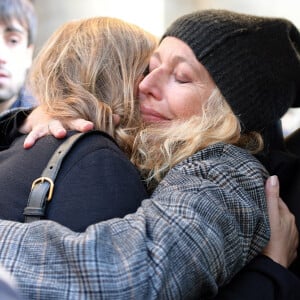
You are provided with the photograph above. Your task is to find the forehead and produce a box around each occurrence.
[155,37,199,65]
[154,37,202,72]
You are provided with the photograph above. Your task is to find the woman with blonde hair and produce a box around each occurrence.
[0,9,298,300]
[0,16,157,231]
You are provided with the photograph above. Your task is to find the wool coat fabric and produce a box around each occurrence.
[0,129,147,232]
[0,142,271,299]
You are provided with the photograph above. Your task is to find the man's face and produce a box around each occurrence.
[0,18,33,108]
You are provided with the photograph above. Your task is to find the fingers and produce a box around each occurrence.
[23,124,50,149]
[277,196,290,212]
[48,120,67,139]
[265,175,279,197]
[23,120,67,149]
[19,120,32,135]
[265,175,280,220]
[19,106,49,134]
[20,105,93,149]
[23,118,93,149]
[68,119,94,132]
[263,175,299,267]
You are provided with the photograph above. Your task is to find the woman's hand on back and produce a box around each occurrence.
[263,175,299,268]
[19,106,94,149]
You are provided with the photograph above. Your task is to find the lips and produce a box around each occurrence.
[140,105,169,123]
[0,68,9,78]
[0,69,10,83]
[0,73,10,86]
[0,73,8,78]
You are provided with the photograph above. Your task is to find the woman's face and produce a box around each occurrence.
[138,36,216,123]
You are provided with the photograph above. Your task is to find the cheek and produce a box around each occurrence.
[13,46,32,65]
[172,93,203,119]
[11,62,28,80]
[180,103,202,119]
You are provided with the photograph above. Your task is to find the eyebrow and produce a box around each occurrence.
[5,25,26,35]
[152,51,200,74]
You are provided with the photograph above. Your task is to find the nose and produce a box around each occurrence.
[138,67,164,101]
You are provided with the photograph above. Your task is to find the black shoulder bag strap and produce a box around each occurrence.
[23,131,95,223]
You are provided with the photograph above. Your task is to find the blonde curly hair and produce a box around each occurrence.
[28,17,157,155]
[131,88,263,188]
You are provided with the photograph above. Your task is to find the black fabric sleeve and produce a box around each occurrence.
[0,108,32,150]
[214,255,300,300]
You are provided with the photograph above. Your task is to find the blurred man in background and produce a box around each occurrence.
[0,0,37,115]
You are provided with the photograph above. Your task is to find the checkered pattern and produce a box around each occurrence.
[0,143,269,299]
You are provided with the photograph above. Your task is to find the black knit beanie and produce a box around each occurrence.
[162,9,300,132]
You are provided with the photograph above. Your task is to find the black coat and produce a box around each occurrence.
[0,130,148,232]
[216,255,300,300]
[257,149,300,277]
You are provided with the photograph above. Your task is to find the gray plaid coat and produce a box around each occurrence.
[0,142,270,299]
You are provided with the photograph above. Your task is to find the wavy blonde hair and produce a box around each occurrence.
[28,17,157,155]
[131,88,263,188]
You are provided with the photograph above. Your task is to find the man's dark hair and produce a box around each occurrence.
[0,0,37,46]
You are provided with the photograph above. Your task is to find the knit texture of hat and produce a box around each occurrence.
[162,9,300,132]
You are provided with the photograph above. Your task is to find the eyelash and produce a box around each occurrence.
[175,74,190,83]
[9,38,19,44]
[6,35,21,46]
[147,61,191,84]
[176,78,188,83]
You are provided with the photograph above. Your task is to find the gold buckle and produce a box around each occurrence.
[31,177,54,201]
